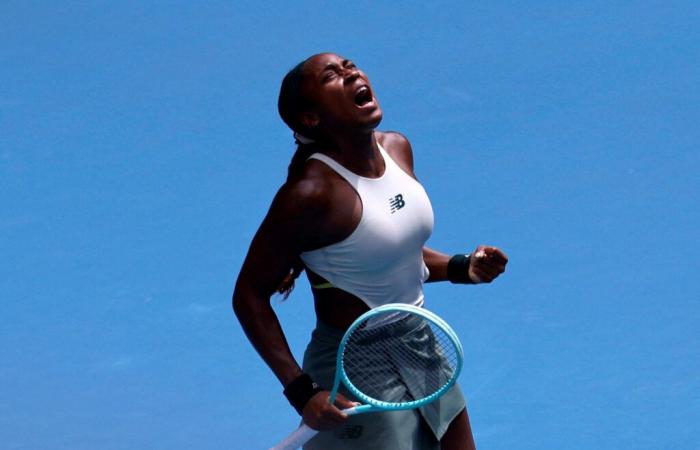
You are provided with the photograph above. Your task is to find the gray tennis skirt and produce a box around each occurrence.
[301,319,466,450]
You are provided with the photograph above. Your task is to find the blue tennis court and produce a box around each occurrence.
[1,2,698,449]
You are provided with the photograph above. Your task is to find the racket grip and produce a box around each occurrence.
[269,407,359,450]
[268,423,318,450]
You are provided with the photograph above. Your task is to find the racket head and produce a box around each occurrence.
[331,303,463,411]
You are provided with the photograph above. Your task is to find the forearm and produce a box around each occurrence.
[423,246,450,282]
[424,244,509,285]
[232,287,303,387]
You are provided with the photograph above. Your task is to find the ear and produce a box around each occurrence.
[300,111,320,130]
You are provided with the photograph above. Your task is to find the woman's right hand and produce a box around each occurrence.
[302,391,359,430]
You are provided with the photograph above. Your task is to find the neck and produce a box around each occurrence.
[323,131,383,178]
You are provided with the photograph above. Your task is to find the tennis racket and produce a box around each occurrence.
[269,303,463,450]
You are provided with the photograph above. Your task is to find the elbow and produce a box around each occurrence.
[232,294,254,328]
[231,285,270,322]
[232,291,247,319]
[231,278,252,317]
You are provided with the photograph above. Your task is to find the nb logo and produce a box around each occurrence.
[389,194,405,213]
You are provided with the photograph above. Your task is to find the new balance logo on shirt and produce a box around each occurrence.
[389,193,405,213]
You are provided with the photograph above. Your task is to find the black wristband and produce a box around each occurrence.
[447,254,475,284]
[283,373,323,415]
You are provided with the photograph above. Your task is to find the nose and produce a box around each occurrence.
[343,67,360,84]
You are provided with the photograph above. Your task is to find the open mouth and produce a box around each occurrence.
[353,85,373,107]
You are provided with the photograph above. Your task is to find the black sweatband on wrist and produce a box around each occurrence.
[283,373,322,415]
[447,253,475,284]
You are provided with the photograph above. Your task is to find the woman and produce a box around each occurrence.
[233,52,508,450]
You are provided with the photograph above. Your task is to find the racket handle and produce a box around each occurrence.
[268,407,360,450]
[268,423,317,450]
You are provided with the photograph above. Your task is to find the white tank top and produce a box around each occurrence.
[300,144,434,309]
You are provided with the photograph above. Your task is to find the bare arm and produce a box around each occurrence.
[232,179,355,428]
[232,183,315,386]
[423,245,508,283]
[423,246,450,282]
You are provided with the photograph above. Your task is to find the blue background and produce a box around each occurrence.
[1,1,698,448]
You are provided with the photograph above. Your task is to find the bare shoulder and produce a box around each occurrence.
[376,130,417,177]
[265,158,358,251]
[270,167,333,224]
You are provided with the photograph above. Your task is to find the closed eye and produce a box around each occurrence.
[322,71,336,83]
[320,60,357,83]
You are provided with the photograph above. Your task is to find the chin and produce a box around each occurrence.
[364,106,383,129]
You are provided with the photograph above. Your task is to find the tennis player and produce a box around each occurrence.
[233,52,508,450]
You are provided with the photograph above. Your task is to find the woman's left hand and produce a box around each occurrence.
[468,245,508,283]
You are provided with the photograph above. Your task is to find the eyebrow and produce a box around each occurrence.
[320,59,352,73]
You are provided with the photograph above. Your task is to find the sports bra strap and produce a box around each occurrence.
[306,152,360,187]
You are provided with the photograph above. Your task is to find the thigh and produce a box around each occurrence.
[440,408,476,450]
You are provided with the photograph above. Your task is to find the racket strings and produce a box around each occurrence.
[342,312,459,405]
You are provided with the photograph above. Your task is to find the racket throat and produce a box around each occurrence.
[346,404,372,415]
